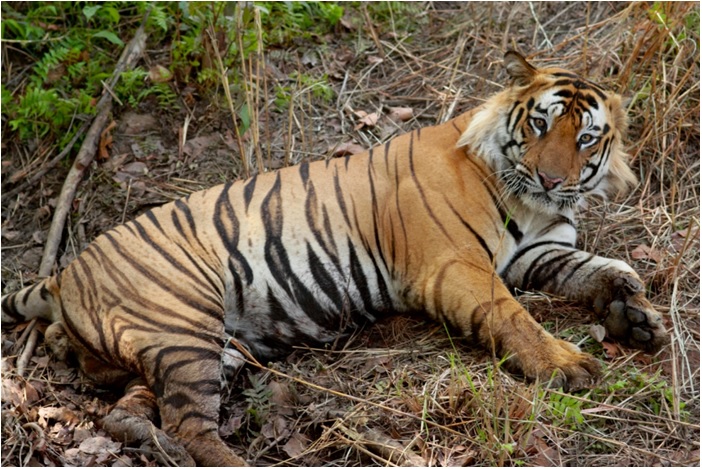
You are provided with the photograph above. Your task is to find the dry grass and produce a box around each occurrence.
[1,2,699,467]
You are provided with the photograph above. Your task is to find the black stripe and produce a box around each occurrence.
[299,160,310,188]
[243,174,258,213]
[307,243,344,311]
[500,240,574,279]
[213,183,253,285]
[261,174,335,329]
[131,217,222,308]
[347,237,375,313]
[305,181,342,274]
[523,250,579,291]
[101,232,224,322]
[445,196,493,263]
[555,254,595,289]
[333,166,352,228]
[408,132,454,243]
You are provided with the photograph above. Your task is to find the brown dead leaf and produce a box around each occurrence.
[527,432,560,466]
[352,110,381,130]
[387,106,414,122]
[631,244,662,262]
[38,406,80,426]
[2,230,21,241]
[98,121,116,161]
[78,435,121,455]
[671,226,698,253]
[261,415,289,441]
[148,64,173,83]
[2,378,24,407]
[331,141,365,157]
[268,380,295,416]
[219,412,243,438]
[283,432,310,459]
[602,341,624,359]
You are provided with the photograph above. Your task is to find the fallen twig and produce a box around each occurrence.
[37,11,150,277]
[335,422,427,467]
[16,321,39,377]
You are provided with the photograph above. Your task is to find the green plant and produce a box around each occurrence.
[548,392,585,427]
[242,372,272,431]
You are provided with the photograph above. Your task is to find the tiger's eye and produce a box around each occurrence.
[579,134,594,145]
[532,118,547,133]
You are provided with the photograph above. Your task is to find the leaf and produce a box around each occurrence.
[331,141,365,157]
[602,341,624,359]
[283,432,310,458]
[261,415,288,441]
[148,65,173,83]
[83,5,101,20]
[631,244,662,262]
[78,436,121,455]
[353,110,380,130]
[92,30,124,47]
[671,226,697,253]
[589,324,606,343]
[388,106,413,122]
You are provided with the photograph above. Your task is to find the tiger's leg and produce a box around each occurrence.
[44,323,195,464]
[502,246,668,352]
[138,337,248,467]
[423,261,601,391]
[102,379,196,466]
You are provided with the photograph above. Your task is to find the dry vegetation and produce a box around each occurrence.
[1,1,699,466]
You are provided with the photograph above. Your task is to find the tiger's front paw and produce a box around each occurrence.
[594,272,668,353]
[511,338,601,392]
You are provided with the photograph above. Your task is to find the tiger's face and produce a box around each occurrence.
[459,52,636,214]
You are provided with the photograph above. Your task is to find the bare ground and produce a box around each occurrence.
[1,2,700,466]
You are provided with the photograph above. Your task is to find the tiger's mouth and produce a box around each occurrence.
[501,170,581,212]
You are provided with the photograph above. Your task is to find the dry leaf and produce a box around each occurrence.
[219,413,243,438]
[148,64,173,83]
[671,226,697,253]
[527,432,560,466]
[353,111,380,130]
[98,121,116,161]
[78,436,121,455]
[2,378,24,407]
[388,106,413,122]
[602,341,624,359]
[589,324,607,343]
[331,142,365,157]
[367,55,384,65]
[268,380,295,416]
[261,415,288,441]
[631,244,662,262]
[283,432,310,459]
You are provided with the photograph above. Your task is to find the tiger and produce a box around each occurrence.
[1,51,668,466]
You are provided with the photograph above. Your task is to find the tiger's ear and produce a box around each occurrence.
[504,51,538,86]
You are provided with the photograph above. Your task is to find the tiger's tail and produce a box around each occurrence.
[1,277,58,326]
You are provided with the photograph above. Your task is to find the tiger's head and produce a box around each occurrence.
[458,51,637,214]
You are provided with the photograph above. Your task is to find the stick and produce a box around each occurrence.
[16,322,39,377]
[37,11,150,277]
[335,422,427,467]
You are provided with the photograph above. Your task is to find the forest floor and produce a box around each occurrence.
[1,2,699,466]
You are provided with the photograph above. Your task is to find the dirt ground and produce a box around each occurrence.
[1,2,699,467]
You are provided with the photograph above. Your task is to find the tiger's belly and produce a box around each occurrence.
[221,242,399,363]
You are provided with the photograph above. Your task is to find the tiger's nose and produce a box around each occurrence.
[538,171,564,191]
